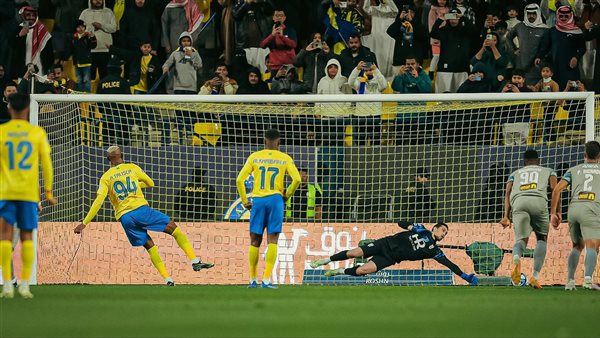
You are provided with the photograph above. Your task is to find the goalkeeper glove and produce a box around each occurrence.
[460,273,479,286]
[411,223,426,233]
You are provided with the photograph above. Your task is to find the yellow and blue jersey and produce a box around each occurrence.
[0,120,53,202]
[236,149,301,205]
[83,163,155,224]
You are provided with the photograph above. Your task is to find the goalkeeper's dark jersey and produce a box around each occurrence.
[385,226,445,262]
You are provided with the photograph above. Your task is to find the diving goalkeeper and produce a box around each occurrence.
[310,222,479,285]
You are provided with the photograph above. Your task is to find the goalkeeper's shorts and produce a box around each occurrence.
[120,206,170,246]
[0,200,38,231]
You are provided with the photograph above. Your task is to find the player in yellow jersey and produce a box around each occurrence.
[236,129,301,288]
[0,93,57,299]
[74,146,213,285]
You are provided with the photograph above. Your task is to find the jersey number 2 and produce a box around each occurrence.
[4,141,33,170]
[113,177,137,200]
[258,166,279,190]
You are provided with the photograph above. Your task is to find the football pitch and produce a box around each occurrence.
[0,285,597,337]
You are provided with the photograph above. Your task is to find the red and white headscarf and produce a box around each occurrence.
[19,6,51,69]
[166,0,204,34]
[555,6,582,34]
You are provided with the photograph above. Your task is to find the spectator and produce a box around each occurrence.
[226,48,250,87]
[199,63,239,94]
[97,57,130,145]
[317,58,349,94]
[322,0,363,54]
[387,5,429,71]
[362,0,399,78]
[259,8,297,72]
[176,168,216,221]
[0,81,17,124]
[430,9,476,93]
[0,65,8,91]
[457,62,500,93]
[470,32,508,82]
[51,0,88,61]
[285,168,322,220]
[17,64,55,94]
[348,61,387,94]
[293,33,333,93]
[271,64,310,94]
[540,0,584,28]
[72,20,97,92]
[162,31,202,94]
[506,5,520,31]
[232,0,272,71]
[506,4,548,85]
[161,0,203,55]
[535,6,585,90]
[237,66,270,94]
[9,6,53,79]
[583,20,600,92]
[531,64,559,92]
[454,0,476,26]
[427,0,449,76]
[125,41,162,94]
[51,63,77,94]
[501,69,532,145]
[79,0,117,81]
[118,0,159,52]
[391,56,432,93]
[336,34,377,78]
[402,168,435,222]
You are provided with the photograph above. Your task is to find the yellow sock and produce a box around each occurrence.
[263,243,278,281]
[20,240,35,281]
[172,227,197,261]
[248,245,259,280]
[0,240,12,283]
[147,246,170,279]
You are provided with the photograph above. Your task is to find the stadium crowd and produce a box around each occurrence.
[0,0,599,98]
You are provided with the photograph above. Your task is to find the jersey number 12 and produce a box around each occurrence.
[4,141,33,170]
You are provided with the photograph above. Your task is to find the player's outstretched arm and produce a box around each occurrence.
[285,160,302,200]
[236,159,253,207]
[550,179,569,228]
[500,181,513,228]
[435,254,479,286]
[75,179,109,233]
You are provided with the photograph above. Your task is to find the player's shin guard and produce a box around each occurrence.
[171,227,197,261]
[532,240,547,280]
[512,240,525,263]
[263,243,277,281]
[248,245,259,281]
[567,248,581,281]
[344,266,360,276]
[0,240,12,283]
[147,246,170,279]
[584,248,598,279]
[20,240,34,281]
[330,250,348,262]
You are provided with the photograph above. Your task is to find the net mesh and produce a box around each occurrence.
[33,95,598,285]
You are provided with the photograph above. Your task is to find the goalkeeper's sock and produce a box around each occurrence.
[512,240,525,264]
[330,250,348,262]
[532,240,547,280]
[584,247,598,280]
[263,243,277,282]
[567,248,581,281]
[171,227,197,261]
[344,266,360,276]
[147,246,170,279]
[248,245,259,281]
[20,240,34,281]
[0,240,12,283]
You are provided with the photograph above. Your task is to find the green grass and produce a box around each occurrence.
[0,285,598,337]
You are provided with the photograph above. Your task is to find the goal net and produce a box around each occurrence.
[28,92,597,286]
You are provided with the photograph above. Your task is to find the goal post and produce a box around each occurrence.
[26,92,598,286]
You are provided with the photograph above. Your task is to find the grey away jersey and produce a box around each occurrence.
[508,165,556,204]
[564,163,600,205]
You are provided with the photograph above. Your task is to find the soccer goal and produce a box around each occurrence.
[27,92,598,286]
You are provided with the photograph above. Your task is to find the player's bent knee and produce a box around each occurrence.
[164,221,177,235]
[347,247,364,258]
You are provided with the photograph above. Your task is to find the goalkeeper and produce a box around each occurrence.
[74,146,213,285]
[310,222,479,285]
